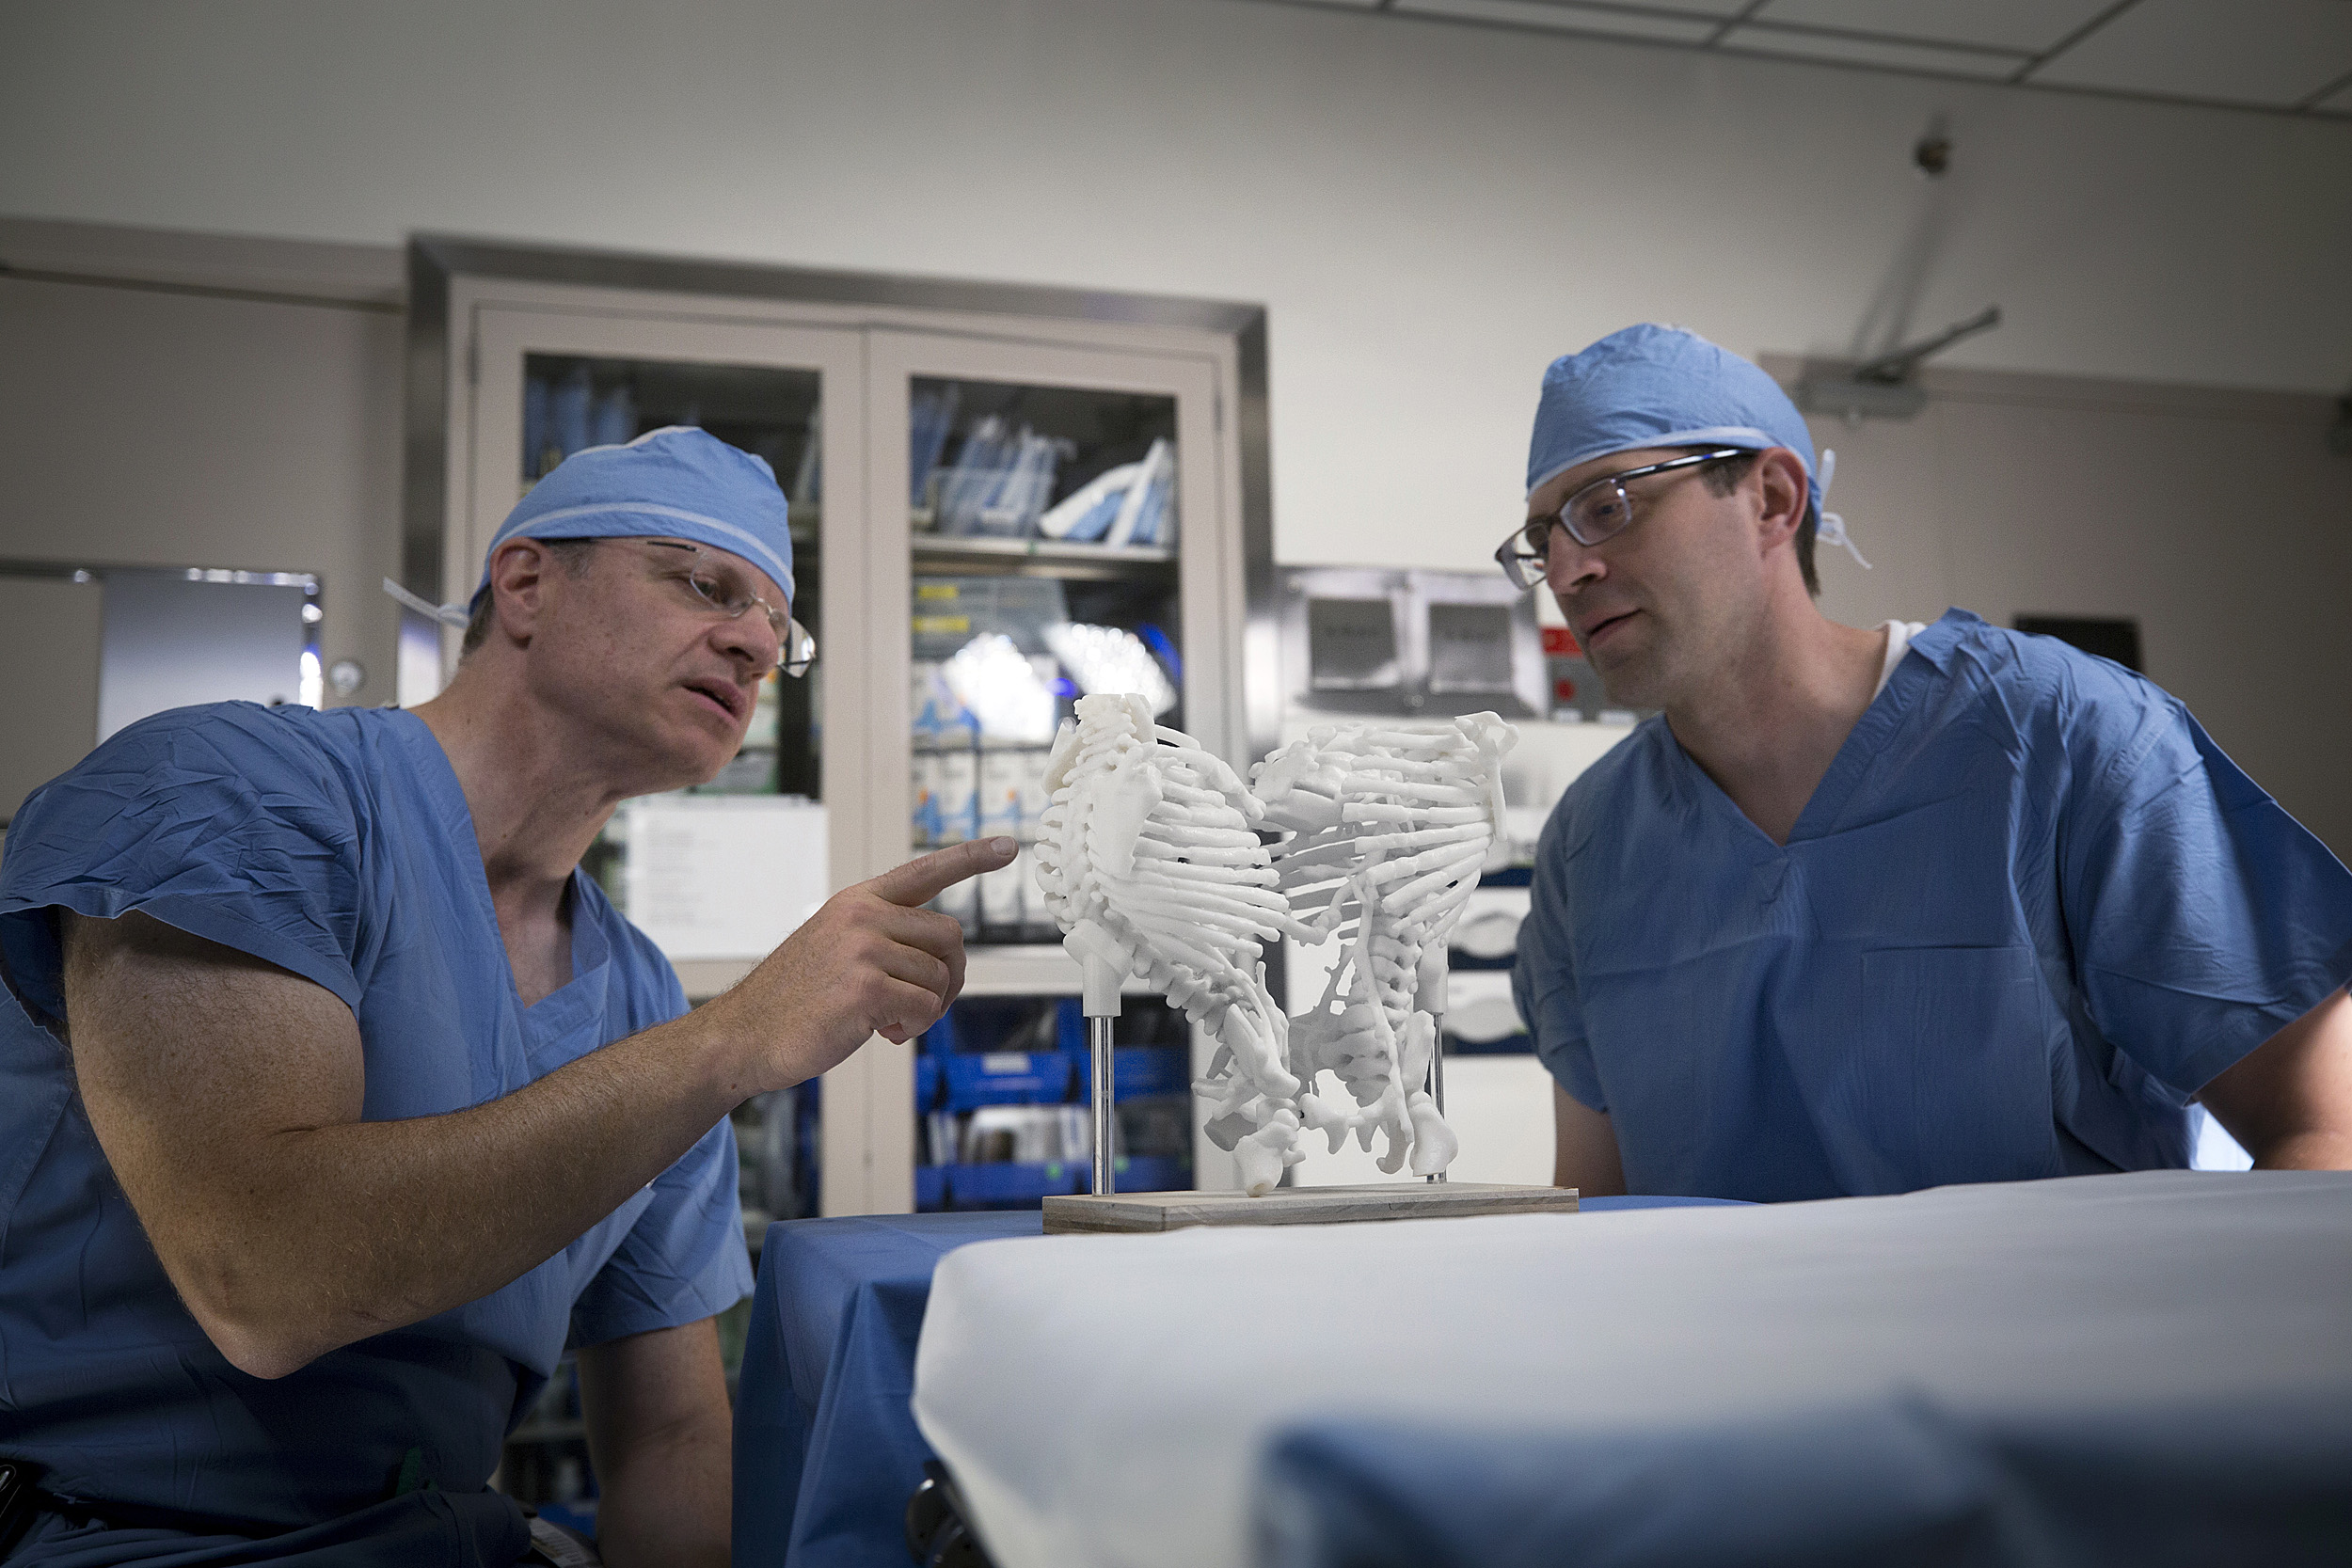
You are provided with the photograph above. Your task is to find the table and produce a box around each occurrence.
[734,1212,1034,1566]
[731,1198,1728,1565]
[912,1172,2352,1568]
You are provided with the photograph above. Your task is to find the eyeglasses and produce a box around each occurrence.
[1494,449,1745,592]
[637,539,816,677]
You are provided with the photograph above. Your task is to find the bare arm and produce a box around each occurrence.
[62,838,1012,1380]
[2199,987,2352,1170]
[1552,1081,1626,1196]
[579,1319,731,1568]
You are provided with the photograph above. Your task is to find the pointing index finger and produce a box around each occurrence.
[870,838,1018,908]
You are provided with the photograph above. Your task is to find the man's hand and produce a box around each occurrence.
[2201,988,2352,1169]
[705,836,1015,1095]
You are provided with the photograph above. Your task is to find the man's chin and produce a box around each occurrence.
[1584,653,1657,712]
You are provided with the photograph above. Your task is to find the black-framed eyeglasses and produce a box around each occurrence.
[635,539,816,677]
[1494,449,1745,592]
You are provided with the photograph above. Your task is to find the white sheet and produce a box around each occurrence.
[911,1172,2352,1568]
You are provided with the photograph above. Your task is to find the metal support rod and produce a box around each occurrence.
[1426,1015,1447,1184]
[1090,1016,1116,1196]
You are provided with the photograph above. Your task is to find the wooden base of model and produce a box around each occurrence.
[1042,1181,1580,1235]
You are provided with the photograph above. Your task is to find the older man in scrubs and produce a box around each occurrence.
[1503,326,2352,1201]
[0,427,1011,1565]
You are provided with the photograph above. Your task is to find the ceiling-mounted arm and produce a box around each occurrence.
[1854,306,2001,386]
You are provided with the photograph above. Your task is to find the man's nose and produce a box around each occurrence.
[1545,531,1604,595]
[715,608,781,673]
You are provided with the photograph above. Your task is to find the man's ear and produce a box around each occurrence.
[484,538,559,649]
[1750,449,1810,554]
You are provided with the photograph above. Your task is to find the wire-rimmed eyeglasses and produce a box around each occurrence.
[639,539,816,677]
[1494,449,1745,592]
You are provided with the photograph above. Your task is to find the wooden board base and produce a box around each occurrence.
[1042,1181,1581,1234]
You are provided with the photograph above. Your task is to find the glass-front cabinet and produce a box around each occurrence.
[869,337,1231,1212]
[405,242,1269,1225]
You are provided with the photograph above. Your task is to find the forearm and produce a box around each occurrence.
[66,843,1002,1379]
[1552,1083,1627,1196]
[2202,989,2352,1176]
[192,1014,754,1371]
[593,1411,731,1568]
[2250,1129,2352,1171]
[580,1321,732,1568]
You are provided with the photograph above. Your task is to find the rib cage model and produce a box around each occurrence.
[1033,696,1318,1195]
[1033,694,1516,1195]
[1250,715,1516,1183]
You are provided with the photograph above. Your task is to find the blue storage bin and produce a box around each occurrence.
[1112,1153,1191,1194]
[942,1052,1075,1110]
[946,1161,1082,1211]
[1073,1045,1189,1101]
[914,1164,950,1212]
[920,1012,963,1057]
[914,1055,944,1112]
[1444,1030,1534,1055]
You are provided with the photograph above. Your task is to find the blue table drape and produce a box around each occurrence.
[1255,1392,2352,1568]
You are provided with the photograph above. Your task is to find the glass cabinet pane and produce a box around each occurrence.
[906,376,1184,949]
[524,353,824,800]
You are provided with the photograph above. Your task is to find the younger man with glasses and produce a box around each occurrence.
[1503,325,2352,1201]
[0,427,1010,1564]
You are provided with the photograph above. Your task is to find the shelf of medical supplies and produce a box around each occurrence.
[909,533,1177,581]
[961,943,1157,997]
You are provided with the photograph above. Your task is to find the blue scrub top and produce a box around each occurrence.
[0,703,753,1539]
[1515,610,2352,1201]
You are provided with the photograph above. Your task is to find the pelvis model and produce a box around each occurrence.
[1033,694,1516,1196]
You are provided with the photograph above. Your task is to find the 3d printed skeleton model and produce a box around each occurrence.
[1033,694,1517,1195]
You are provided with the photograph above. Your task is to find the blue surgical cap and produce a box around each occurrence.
[479,425,793,599]
[1525,325,1867,567]
[384,426,795,627]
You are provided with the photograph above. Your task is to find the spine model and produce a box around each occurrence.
[1033,695,1516,1195]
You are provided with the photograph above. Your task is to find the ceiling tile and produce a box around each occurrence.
[2030,0,2352,106]
[1750,0,2118,55]
[1392,0,1724,43]
[1720,24,2026,79]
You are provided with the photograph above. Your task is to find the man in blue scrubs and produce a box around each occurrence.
[0,428,1011,1564]
[1502,326,2352,1201]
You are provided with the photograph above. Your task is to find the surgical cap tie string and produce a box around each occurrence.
[1814,450,1872,571]
[382,578,471,628]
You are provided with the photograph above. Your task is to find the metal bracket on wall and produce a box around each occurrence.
[1796,306,2001,422]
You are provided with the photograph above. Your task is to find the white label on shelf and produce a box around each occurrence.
[621,796,829,961]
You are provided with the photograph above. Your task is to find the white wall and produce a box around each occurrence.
[4,0,2347,578]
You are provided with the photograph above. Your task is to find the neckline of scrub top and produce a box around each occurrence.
[1661,609,1967,853]
[386,709,614,1026]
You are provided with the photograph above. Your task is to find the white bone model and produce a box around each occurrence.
[1034,694,1516,1195]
